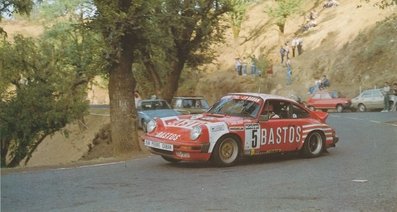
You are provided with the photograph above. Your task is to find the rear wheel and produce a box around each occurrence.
[161,156,181,163]
[336,104,343,113]
[357,104,366,112]
[212,136,240,167]
[302,131,324,158]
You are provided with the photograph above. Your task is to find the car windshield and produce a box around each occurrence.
[208,96,261,118]
[140,100,171,110]
[181,99,210,109]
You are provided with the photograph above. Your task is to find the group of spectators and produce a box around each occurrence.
[323,0,340,8]
[382,82,397,112]
[234,55,259,76]
[280,37,303,64]
[308,75,331,94]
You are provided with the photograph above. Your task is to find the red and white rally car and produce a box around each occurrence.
[143,93,339,166]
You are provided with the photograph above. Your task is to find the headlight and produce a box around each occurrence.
[190,126,202,140]
[146,119,157,133]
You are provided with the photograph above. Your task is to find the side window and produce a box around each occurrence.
[291,104,310,118]
[361,91,370,98]
[261,100,294,119]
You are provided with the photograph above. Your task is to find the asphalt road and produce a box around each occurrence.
[1,112,397,212]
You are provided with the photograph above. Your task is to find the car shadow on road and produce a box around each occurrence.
[162,152,330,169]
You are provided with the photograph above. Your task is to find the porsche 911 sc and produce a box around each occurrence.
[142,93,339,166]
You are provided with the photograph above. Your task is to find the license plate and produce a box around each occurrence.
[144,140,173,151]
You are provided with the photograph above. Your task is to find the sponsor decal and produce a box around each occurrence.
[210,124,226,132]
[229,126,244,131]
[166,119,203,128]
[261,126,302,145]
[231,95,261,103]
[154,131,181,141]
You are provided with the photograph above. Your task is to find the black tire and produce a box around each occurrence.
[336,104,343,113]
[357,104,366,112]
[302,131,324,158]
[161,156,181,163]
[212,136,240,167]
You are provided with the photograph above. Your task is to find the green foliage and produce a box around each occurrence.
[266,0,302,33]
[229,0,255,38]
[0,20,103,167]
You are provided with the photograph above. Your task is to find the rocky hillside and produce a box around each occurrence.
[195,0,396,103]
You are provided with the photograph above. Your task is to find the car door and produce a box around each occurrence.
[371,90,384,109]
[258,100,304,153]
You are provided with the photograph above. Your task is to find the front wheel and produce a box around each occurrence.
[302,131,324,158]
[357,104,366,112]
[336,104,343,113]
[212,136,240,167]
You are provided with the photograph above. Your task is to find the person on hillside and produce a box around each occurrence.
[235,57,242,75]
[280,46,286,64]
[309,10,317,20]
[297,38,303,55]
[250,55,257,76]
[241,57,247,76]
[291,37,298,57]
[324,0,340,8]
[381,82,391,112]
[319,75,330,89]
[286,59,292,85]
[284,43,290,60]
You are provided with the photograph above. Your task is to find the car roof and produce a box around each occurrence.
[362,88,381,92]
[140,99,167,102]
[173,96,205,99]
[228,92,297,103]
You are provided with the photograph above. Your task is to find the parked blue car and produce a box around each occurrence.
[137,99,180,131]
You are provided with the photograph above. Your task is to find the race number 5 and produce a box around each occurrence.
[244,124,260,150]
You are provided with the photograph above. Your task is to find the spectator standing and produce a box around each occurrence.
[309,10,317,20]
[381,82,391,112]
[286,59,292,85]
[324,0,340,8]
[297,38,303,55]
[250,55,257,76]
[134,91,142,108]
[291,37,298,57]
[241,57,247,76]
[280,46,286,64]
[284,42,290,60]
[235,58,242,75]
[390,82,397,111]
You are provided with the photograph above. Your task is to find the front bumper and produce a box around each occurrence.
[143,137,211,161]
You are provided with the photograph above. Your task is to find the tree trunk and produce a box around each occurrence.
[108,43,141,155]
[161,60,185,103]
[1,138,10,167]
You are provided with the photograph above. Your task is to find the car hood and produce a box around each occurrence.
[147,113,246,143]
[139,109,180,118]
[160,113,247,128]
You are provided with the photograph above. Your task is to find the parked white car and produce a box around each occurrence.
[351,89,396,112]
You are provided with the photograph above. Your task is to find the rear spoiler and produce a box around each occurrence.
[311,111,329,123]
